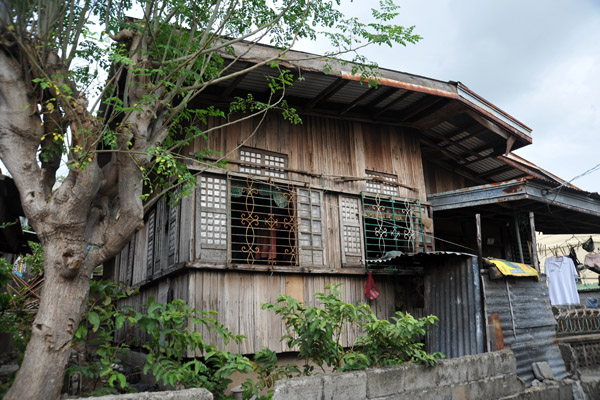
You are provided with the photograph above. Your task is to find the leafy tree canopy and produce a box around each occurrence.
[0,1,420,398]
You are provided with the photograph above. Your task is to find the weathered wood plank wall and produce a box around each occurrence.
[186,270,423,355]
[422,160,477,195]
[193,114,427,200]
[111,112,432,355]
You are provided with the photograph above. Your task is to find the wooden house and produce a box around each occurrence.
[108,43,600,358]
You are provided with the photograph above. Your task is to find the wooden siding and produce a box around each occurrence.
[423,160,477,195]
[115,272,190,343]
[111,111,433,355]
[192,114,427,201]
[185,270,424,355]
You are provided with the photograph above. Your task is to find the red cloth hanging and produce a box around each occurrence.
[364,271,380,300]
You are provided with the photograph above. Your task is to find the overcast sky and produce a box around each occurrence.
[299,0,600,193]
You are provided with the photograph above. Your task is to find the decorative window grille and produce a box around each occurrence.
[239,147,287,178]
[361,193,426,266]
[229,175,324,266]
[365,171,399,196]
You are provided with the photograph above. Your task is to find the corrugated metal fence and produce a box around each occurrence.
[482,275,566,384]
[425,254,485,358]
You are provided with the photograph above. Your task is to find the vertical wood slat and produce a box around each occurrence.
[159,270,427,355]
[187,270,197,358]
[239,272,255,355]
[133,225,147,285]
[146,208,156,279]
[126,232,135,286]
[179,189,194,263]
[223,272,240,353]
[254,272,270,351]
[154,199,164,273]
[190,113,425,198]
[168,194,180,266]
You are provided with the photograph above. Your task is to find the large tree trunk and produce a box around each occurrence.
[5,239,93,400]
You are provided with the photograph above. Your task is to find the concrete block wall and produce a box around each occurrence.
[273,350,525,400]
[83,388,213,400]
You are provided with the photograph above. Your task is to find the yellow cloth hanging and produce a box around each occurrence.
[487,258,539,280]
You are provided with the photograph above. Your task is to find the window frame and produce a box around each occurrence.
[360,192,426,266]
[365,170,400,196]
[239,147,289,179]
[226,173,326,267]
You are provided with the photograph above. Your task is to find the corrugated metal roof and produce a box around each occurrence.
[490,170,524,182]
[430,121,459,135]
[328,82,374,103]
[367,250,477,264]
[482,275,567,384]
[209,41,539,183]
[466,158,505,174]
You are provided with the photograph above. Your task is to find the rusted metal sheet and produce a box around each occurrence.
[488,312,505,350]
[341,71,460,99]
[482,275,567,384]
[424,254,484,358]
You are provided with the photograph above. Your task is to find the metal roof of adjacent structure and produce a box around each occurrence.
[428,177,600,234]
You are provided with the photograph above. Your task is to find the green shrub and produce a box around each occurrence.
[263,283,443,374]
[69,281,253,398]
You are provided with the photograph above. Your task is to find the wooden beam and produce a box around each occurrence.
[514,215,525,263]
[412,100,465,131]
[465,109,509,140]
[186,260,423,276]
[221,62,249,98]
[399,96,446,122]
[363,87,398,110]
[476,213,483,270]
[438,124,485,149]
[373,90,413,118]
[529,212,539,272]
[419,139,487,184]
[422,122,498,167]
[305,78,350,110]
[340,86,378,115]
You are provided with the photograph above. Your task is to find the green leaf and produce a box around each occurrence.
[88,311,100,332]
[116,315,125,330]
[74,324,88,339]
[117,372,127,389]
[148,301,162,315]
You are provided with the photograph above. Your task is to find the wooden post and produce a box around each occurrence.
[476,213,483,269]
[529,212,540,272]
[514,215,525,264]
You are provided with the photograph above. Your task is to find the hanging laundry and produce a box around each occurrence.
[582,236,595,252]
[256,219,279,261]
[584,253,600,275]
[568,246,581,278]
[544,256,580,306]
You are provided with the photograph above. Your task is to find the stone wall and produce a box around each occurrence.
[272,350,581,400]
